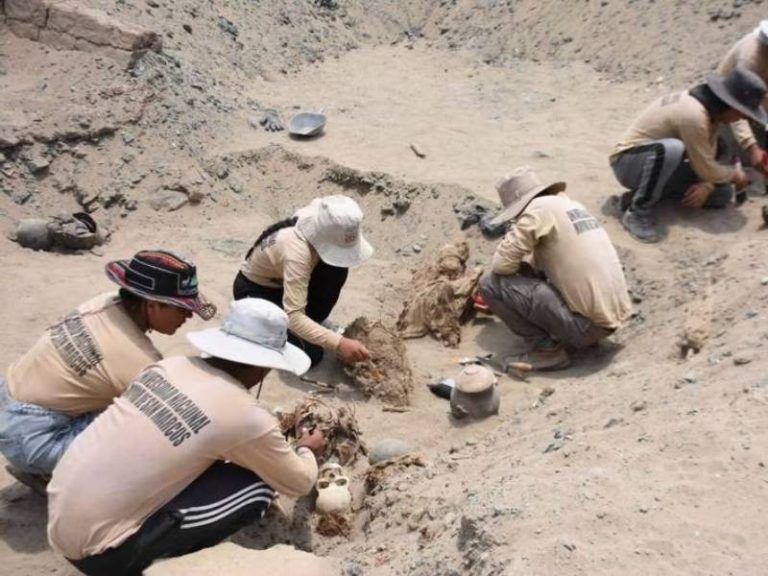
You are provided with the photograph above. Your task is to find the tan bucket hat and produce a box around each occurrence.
[489,166,566,226]
[706,66,768,126]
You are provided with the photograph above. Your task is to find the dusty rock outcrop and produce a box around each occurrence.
[3,0,161,56]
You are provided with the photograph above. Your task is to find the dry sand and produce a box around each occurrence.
[2,2,768,575]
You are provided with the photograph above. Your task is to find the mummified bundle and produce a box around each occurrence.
[396,240,482,347]
[278,397,366,466]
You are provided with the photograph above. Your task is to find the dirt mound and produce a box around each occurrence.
[342,317,414,406]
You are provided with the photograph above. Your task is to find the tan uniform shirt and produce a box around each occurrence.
[492,194,632,329]
[47,356,318,560]
[239,227,342,350]
[612,91,734,184]
[5,293,161,416]
[717,31,768,149]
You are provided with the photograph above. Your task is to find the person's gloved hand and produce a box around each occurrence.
[260,109,284,132]
[681,182,713,209]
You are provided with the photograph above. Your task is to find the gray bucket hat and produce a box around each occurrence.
[706,66,768,126]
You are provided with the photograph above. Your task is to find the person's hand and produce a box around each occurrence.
[732,167,750,190]
[747,145,768,177]
[681,182,712,209]
[296,426,326,455]
[336,337,370,364]
[260,109,284,132]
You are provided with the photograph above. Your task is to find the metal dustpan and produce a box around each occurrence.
[289,112,326,137]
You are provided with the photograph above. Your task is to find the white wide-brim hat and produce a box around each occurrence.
[756,20,768,45]
[296,195,374,268]
[187,298,310,375]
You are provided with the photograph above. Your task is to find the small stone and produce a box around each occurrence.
[183,23,193,34]
[639,506,649,514]
[0,152,6,163]
[228,179,243,194]
[745,311,758,319]
[121,132,135,145]
[216,164,229,179]
[26,155,50,174]
[369,438,412,464]
[630,400,647,412]
[149,190,189,212]
[412,244,422,253]
[603,417,623,429]
[734,355,752,366]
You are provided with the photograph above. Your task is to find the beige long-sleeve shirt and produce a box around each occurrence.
[240,227,342,351]
[611,90,734,184]
[6,293,161,416]
[48,356,317,560]
[492,194,632,330]
[717,30,768,149]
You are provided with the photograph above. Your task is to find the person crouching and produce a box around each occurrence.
[479,167,632,371]
[47,298,324,575]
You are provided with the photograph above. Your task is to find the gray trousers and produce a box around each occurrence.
[478,271,610,349]
[611,138,732,212]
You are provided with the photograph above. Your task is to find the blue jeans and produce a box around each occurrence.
[0,378,97,475]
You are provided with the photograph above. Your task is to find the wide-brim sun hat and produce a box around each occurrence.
[187,298,310,375]
[295,195,374,268]
[755,20,768,45]
[706,66,768,126]
[489,166,566,226]
[106,249,216,320]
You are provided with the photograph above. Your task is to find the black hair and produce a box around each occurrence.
[118,288,145,312]
[689,83,731,118]
[244,216,299,259]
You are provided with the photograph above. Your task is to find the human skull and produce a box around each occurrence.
[315,463,352,514]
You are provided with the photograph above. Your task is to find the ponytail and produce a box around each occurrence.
[244,216,299,259]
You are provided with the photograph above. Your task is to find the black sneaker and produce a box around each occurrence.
[5,465,49,497]
[622,209,659,243]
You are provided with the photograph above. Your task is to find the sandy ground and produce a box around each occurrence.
[3,7,768,576]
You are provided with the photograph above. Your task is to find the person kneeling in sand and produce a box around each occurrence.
[233,194,374,368]
[0,250,215,491]
[610,67,767,243]
[47,298,325,575]
[478,167,632,371]
[716,21,768,179]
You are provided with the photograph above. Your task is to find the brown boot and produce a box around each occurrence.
[525,346,572,371]
[507,342,572,372]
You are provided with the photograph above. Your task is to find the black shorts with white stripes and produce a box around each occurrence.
[70,462,275,576]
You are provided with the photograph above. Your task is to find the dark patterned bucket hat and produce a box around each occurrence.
[105,250,216,320]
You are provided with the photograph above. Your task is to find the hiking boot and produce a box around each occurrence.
[622,209,659,243]
[5,464,49,497]
[619,190,633,213]
[505,338,572,372]
[524,346,572,371]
